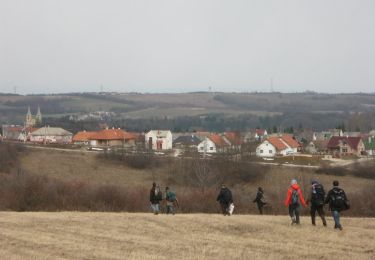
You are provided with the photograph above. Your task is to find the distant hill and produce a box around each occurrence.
[1,92,375,132]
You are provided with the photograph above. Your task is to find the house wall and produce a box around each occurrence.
[256,141,276,157]
[197,139,217,153]
[30,135,72,144]
[145,131,173,150]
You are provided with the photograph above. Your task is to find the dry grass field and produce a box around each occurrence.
[0,212,374,260]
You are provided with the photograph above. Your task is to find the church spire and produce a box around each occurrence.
[36,105,42,124]
[27,106,31,116]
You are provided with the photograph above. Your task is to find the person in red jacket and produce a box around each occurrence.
[285,179,307,225]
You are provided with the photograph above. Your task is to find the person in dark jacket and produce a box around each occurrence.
[253,187,266,215]
[306,180,327,226]
[216,184,233,216]
[325,180,348,230]
[150,183,163,215]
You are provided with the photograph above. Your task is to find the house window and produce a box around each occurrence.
[260,149,263,154]
[269,150,273,154]
[210,147,213,150]
[342,148,348,153]
[200,147,203,150]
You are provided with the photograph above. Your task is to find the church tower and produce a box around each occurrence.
[35,105,42,124]
[25,106,36,127]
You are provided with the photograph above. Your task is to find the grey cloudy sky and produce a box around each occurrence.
[1,0,374,94]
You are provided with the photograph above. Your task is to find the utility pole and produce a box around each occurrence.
[270,78,274,93]
[13,86,17,94]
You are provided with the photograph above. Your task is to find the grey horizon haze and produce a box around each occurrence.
[1,0,375,94]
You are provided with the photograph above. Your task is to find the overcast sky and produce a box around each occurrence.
[1,0,374,94]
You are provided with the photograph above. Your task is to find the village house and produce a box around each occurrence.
[1,125,24,140]
[363,136,375,156]
[256,134,300,157]
[254,129,268,141]
[197,134,229,154]
[18,127,39,142]
[72,131,96,145]
[315,129,343,141]
[88,128,136,148]
[173,135,201,149]
[223,131,242,149]
[30,126,73,144]
[145,130,173,150]
[326,136,365,157]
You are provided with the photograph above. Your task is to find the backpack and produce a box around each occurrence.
[331,189,347,210]
[291,189,299,206]
[313,184,325,206]
[167,191,176,202]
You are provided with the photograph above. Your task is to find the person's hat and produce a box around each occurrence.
[291,179,297,185]
[333,180,339,186]
[311,180,318,185]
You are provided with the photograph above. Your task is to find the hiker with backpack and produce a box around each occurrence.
[253,187,267,215]
[216,184,233,216]
[150,183,163,215]
[325,180,349,230]
[165,187,178,215]
[284,179,307,225]
[306,180,327,226]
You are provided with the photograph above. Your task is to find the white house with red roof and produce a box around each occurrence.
[256,134,300,157]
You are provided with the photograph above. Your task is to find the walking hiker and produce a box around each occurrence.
[253,187,267,215]
[150,183,163,215]
[165,187,178,215]
[285,179,307,225]
[325,180,349,230]
[306,180,327,226]
[216,184,233,216]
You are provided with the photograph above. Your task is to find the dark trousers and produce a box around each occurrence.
[289,205,300,224]
[310,204,327,226]
[257,202,264,215]
[221,203,229,215]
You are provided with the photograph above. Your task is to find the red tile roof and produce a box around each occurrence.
[224,132,242,146]
[267,137,288,150]
[281,135,300,148]
[256,129,266,135]
[209,134,229,148]
[73,131,96,142]
[327,136,362,150]
[5,126,23,132]
[89,129,136,140]
[24,127,39,133]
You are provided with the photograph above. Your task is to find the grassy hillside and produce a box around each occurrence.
[16,148,375,215]
[0,212,374,260]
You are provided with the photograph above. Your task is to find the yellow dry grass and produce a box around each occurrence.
[0,212,374,260]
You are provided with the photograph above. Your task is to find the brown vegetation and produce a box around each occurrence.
[0,212,374,260]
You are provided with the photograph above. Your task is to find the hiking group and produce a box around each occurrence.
[284,179,349,230]
[150,182,179,215]
[150,179,349,230]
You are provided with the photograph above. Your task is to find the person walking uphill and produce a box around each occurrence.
[253,187,267,215]
[307,180,327,226]
[165,187,178,215]
[285,179,307,225]
[150,183,163,215]
[216,184,233,216]
[325,180,349,230]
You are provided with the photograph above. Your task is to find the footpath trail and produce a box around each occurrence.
[0,212,374,260]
